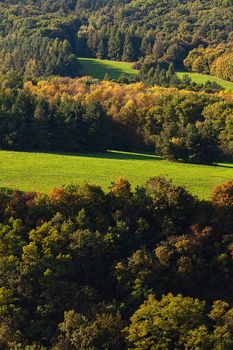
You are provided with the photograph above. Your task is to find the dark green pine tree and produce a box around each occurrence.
[148,67,156,85]
[152,37,164,61]
[122,33,135,61]
[159,69,167,86]
[140,32,154,56]
[166,62,176,81]
[97,37,107,59]
[108,28,124,60]
[154,65,162,84]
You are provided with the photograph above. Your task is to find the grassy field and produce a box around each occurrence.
[79,58,138,79]
[1,150,232,200]
[177,72,233,91]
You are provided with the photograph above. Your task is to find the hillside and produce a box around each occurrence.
[0,1,233,348]
[0,0,232,81]
[1,150,233,199]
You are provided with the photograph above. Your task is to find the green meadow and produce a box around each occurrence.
[177,72,233,91]
[1,150,232,200]
[79,58,137,79]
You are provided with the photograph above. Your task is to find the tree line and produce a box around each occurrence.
[184,44,233,82]
[1,75,232,164]
[0,176,232,348]
[138,62,224,92]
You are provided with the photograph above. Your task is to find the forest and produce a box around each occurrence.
[0,176,232,348]
[0,75,232,163]
[0,0,233,348]
[0,0,232,80]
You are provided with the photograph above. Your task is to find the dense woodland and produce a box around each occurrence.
[0,0,232,80]
[0,177,232,348]
[0,75,232,163]
[0,0,233,348]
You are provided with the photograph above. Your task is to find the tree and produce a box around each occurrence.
[166,62,175,81]
[24,59,40,81]
[123,33,135,61]
[108,28,124,60]
[55,310,126,350]
[145,176,196,236]
[211,180,233,208]
[127,293,206,349]
[97,37,107,59]
[152,37,164,61]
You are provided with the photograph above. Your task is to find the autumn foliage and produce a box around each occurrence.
[184,44,233,82]
[211,179,233,208]
[0,177,232,348]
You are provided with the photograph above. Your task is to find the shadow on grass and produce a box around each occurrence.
[3,148,233,167]
[80,58,136,80]
[213,163,233,169]
[44,150,162,162]
[0,148,163,161]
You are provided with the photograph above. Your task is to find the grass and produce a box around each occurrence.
[0,150,233,200]
[79,57,233,91]
[79,58,138,79]
[177,72,233,91]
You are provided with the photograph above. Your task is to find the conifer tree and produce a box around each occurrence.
[108,28,124,60]
[123,33,135,61]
